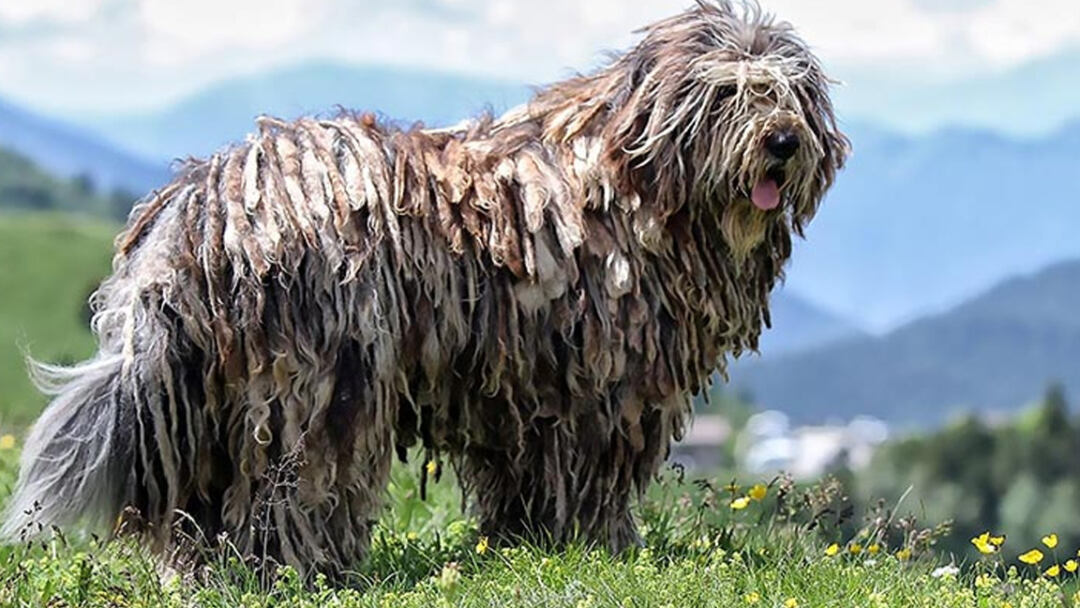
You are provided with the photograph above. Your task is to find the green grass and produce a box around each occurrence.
[0,211,116,427]
[0,446,1077,607]
[1,211,1078,606]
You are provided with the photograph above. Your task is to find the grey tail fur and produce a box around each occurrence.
[1,354,131,541]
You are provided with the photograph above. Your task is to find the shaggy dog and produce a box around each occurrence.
[3,0,846,578]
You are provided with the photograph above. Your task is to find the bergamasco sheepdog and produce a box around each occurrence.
[3,0,847,579]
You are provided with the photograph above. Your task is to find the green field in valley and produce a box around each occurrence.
[0,211,116,429]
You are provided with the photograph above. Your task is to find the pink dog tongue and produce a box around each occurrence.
[751,179,781,211]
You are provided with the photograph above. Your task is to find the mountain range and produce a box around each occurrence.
[0,98,166,195]
[2,60,1078,334]
[0,127,1077,427]
[80,62,531,162]
[732,260,1080,427]
[758,291,864,356]
[786,120,1080,330]
[0,146,125,219]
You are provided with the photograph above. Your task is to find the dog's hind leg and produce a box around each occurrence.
[216,341,395,581]
[459,404,661,553]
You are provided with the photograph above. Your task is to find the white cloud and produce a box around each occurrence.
[776,0,1080,72]
[45,37,98,64]
[139,0,322,65]
[768,0,949,64]
[966,0,1080,67]
[0,0,104,25]
[0,0,1078,113]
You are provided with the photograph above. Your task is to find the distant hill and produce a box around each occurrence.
[758,290,864,356]
[0,145,130,219]
[61,63,1080,331]
[83,61,532,161]
[785,121,1080,330]
[0,98,166,196]
[730,260,1080,427]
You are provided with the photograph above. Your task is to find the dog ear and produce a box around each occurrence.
[599,66,694,224]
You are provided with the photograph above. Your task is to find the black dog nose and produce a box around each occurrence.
[765,131,800,160]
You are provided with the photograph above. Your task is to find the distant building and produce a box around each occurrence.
[669,415,732,471]
[742,411,889,479]
[669,410,890,477]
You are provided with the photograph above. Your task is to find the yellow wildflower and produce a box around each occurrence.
[867,543,880,555]
[784,599,799,608]
[1019,549,1045,565]
[849,543,863,555]
[989,534,1005,546]
[1064,559,1078,573]
[748,484,768,501]
[971,532,999,555]
[1042,534,1058,549]
[475,536,489,555]
[0,434,15,450]
[825,543,840,557]
[744,592,760,605]
[730,496,751,510]
[896,548,911,561]
[1044,564,1061,578]
[425,460,438,476]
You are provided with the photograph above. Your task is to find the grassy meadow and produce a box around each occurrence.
[1,209,1079,606]
[0,211,116,427]
[2,443,1080,607]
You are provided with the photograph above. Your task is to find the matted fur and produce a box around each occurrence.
[3,1,847,578]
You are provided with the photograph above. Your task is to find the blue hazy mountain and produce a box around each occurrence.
[786,121,1080,331]
[0,98,166,195]
[82,61,532,162]
[18,60,1080,333]
[760,290,865,356]
[732,260,1080,426]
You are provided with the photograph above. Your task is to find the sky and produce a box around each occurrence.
[1,0,1078,116]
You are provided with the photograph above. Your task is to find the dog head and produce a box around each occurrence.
[602,1,850,259]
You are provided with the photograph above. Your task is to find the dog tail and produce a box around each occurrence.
[2,353,132,541]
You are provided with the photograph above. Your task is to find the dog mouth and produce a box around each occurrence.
[749,167,786,211]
